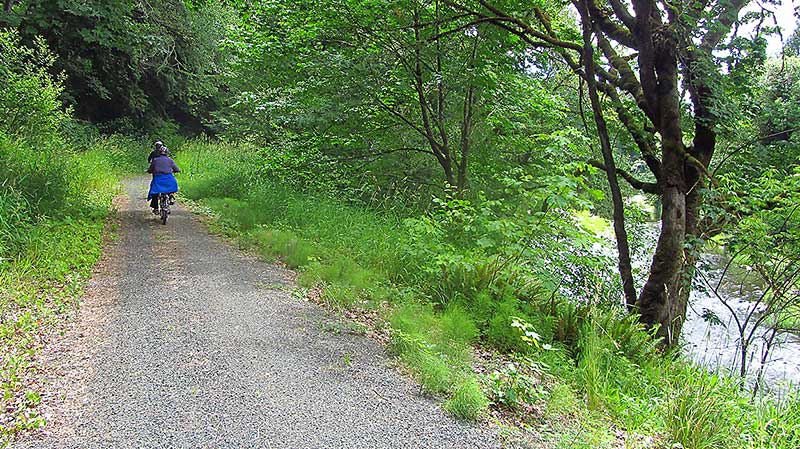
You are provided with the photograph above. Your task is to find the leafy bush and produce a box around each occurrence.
[0,30,67,142]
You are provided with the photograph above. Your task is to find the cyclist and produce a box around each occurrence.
[148,140,167,164]
[147,146,180,214]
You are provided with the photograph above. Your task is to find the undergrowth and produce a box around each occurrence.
[0,28,144,442]
[0,136,141,441]
[175,141,800,448]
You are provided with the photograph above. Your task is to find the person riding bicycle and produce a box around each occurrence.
[147,146,180,214]
[148,140,169,164]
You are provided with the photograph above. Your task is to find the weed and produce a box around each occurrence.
[443,377,489,421]
[545,382,580,418]
[487,359,546,411]
[665,371,740,449]
[342,352,352,368]
[440,305,479,345]
[319,319,368,336]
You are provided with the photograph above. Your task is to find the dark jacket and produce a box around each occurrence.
[148,148,170,163]
[148,155,181,175]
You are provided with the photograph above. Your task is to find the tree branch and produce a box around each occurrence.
[588,159,661,194]
[586,0,638,48]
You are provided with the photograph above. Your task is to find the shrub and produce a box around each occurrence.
[0,30,67,142]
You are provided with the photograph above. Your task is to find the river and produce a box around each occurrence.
[632,223,800,393]
[585,217,800,394]
[681,253,800,393]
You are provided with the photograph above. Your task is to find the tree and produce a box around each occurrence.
[224,0,548,192]
[441,0,772,345]
[698,167,800,393]
[1,0,232,132]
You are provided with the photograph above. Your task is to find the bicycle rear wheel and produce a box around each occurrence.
[159,194,169,225]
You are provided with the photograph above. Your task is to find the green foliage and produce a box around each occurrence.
[0,30,67,142]
[665,370,742,449]
[177,141,800,444]
[1,0,233,132]
[758,57,800,146]
[486,358,545,411]
[545,382,580,418]
[242,227,317,269]
[0,30,141,440]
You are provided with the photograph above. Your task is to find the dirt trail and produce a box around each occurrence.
[13,177,500,449]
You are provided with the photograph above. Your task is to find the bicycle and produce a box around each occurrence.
[157,193,172,225]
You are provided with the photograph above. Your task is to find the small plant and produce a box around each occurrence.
[545,382,580,418]
[342,352,352,368]
[319,283,359,310]
[443,377,489,421]
[665,372,738,449]
[319,319,368,336]
[486,359,545,411]
[511,316,552,350]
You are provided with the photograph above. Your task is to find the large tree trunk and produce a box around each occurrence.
[638,187,686,344]
[636,30,688,345]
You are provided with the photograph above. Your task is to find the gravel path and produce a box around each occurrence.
[14,177,501,449]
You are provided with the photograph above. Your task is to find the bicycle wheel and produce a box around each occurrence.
[160,195,169,225]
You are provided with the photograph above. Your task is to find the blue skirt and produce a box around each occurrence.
[148,173,178,198]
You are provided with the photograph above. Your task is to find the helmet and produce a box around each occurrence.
[159,146,169,155]
[154,140,164,149]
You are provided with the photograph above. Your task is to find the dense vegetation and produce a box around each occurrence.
[0,29,142,436]
[2,0,800,447]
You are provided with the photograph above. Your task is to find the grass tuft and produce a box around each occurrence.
[443,377,489,421]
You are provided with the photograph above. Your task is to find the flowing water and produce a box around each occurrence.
[681,253,800,393]
[632,224,800,393]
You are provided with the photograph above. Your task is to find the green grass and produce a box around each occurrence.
[173,141,800,447]
[443,378,489,420]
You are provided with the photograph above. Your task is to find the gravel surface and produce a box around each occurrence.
[13,177,501,449]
